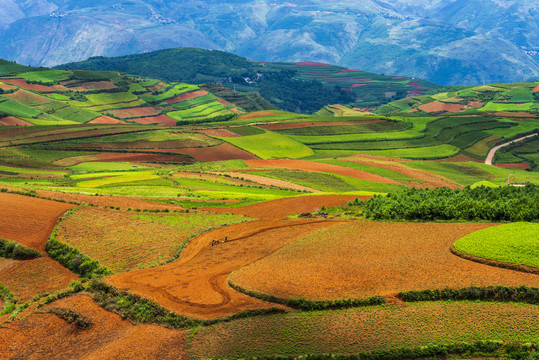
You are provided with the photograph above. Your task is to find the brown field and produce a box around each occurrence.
[55,208,248,273]
[532,85,539,93]
[339,155,461,188]
[1,79,69,92]
[109,107,161,118]
[0,257,77,302]
[87,115,125,124]
[198,128,240,137]
[418,101,465,113]
[0,116,33,126]
[0,192,73,251]
[230,221,539,301]
[497,163,530,169]
[0,82,16,91]
[0,295,186,360]
[3,89,53,105]
[107,218,342,319]
[165,90,208,103]
[488,112,535,118]
[149,82,166,91]
[125,115,177,125]
[245,159,400,185]
[434,153,483,163]
[258,120,384,130]
[152,143,258,161]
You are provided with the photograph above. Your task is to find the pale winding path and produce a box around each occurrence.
[485,133,538,165]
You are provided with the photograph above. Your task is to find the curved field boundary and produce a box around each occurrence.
[258,120,384,130]
[245,159,400,185]
[151,143,258,161]
[485,133,539,165]
[450,246,539,275]
[219,171,321,193]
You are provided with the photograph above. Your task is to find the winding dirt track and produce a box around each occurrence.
[485,133,539,165]
[108,195,357,319]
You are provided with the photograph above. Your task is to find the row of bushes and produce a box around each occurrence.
[46,223,111,280]
[44,307,93,329]
[365,184,539,221]
[399,285,539,304]
[0,238,42,260]
[176,113,236,126]
[226,341,536,360]
[228,280,385,311]
[0,283,17,315]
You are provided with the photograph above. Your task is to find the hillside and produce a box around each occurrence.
[57,47,439,113]
[1,1,539,86]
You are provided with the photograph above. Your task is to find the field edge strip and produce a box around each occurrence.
[450,245,539,275]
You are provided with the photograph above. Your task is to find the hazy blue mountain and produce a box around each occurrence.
[1,0,538,85]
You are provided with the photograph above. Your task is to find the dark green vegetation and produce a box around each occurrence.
[0,238,42,260]
[58,47,438,113]
[44,307,93,330]
[0,283,17,315]
[365,185,539,221]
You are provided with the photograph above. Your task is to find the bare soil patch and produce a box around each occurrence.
[230,221,539,301]
[219,171,321,192]
[1,79,69,92]
[434,153,482,163]
[245,159,400,185]
[0,116,33,126]
[532,85,539,93]
[497,163,530,170]
[87,115,125,124]
[198,128,240,137]
[166,90,208,103]
[152,143,258,161]
[0,295,186,360]
[258,120,384,130]
[418,101,465,113]
[0,192,73,250]
[107,218,342,319]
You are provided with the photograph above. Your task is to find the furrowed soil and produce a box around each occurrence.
[418,101,465,113]
[151,143,258,161]
[0,295,186,360]
[230,221,539,301]
[219,171,321,192]
[245,159,400,185]
[0,116,33,126]
[107,219,344,319]
[0,192,73,251]
[87,116,125,124]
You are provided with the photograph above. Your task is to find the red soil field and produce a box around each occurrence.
[125,114,177,125]
[352,83,366,87]
[109,107,161,118]
[296,62,332,67]
[198,128,240,137]
[340,155,461,188]
[217,98,233,105]
[0,257,78,302]
[152,143,258,161]
[3,88,53,105]
[0,116,33,126]
[230,221,539,301]
[107,218,343,319]
[258,120,383,130]
[418,101,465,113]
[0,83,15,91]
[220,171,321,193]
[0,192,73,251]
[1,79,69,92]
[496,163,530,170]
[467,101,484,108]
[87,115,125,124]
[245,159,400,185]
[0,295,186,360]
[165,90,208,103]
[207,194,363,219]
[236,111,286,120]
[149,82,166,91]
[434,153,482,163]
[532,85,539,93]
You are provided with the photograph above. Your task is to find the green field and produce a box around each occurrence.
[454,223,539,268]
[220,130,314,159]
[17,70,72,84]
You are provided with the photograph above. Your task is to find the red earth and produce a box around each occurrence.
[418,101,465,113]
[109,107,161,118]
[0,116,33,126]
[151,143,258,161]
[496,163,530,170]
[87,116,125,124]
[0,79,69,92]
[532,85,539,93]
[165,90,208,103]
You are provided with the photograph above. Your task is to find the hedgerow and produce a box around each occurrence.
[399,285,539,304]
[0,238,42,260]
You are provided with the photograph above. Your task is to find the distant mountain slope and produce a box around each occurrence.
[57,47,438,113]
[0,63,248,126]
[1,0,539,86]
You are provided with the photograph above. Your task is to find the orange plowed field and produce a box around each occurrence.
[0,192,73,250]
[0,257,78,302]
[207,194,363,219]
[220,171,321,192]
[3,89,53,105]
[0,116,33,126]
[258,120,383,130]
[87,115,125,124]
[199,128,240,137]
[1,79,69,92]
[166,90,208,103]
[125,114,177,125]
[107,218,344,319]
[532,85,539,93]
[245,159,400,185]
[340,155,461,188]
[0,295,186,360]
[418,101,465,113]
[109,107,161,118]
[152,143,258,161]
[230,221,539,301]
[497,163,530,170]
